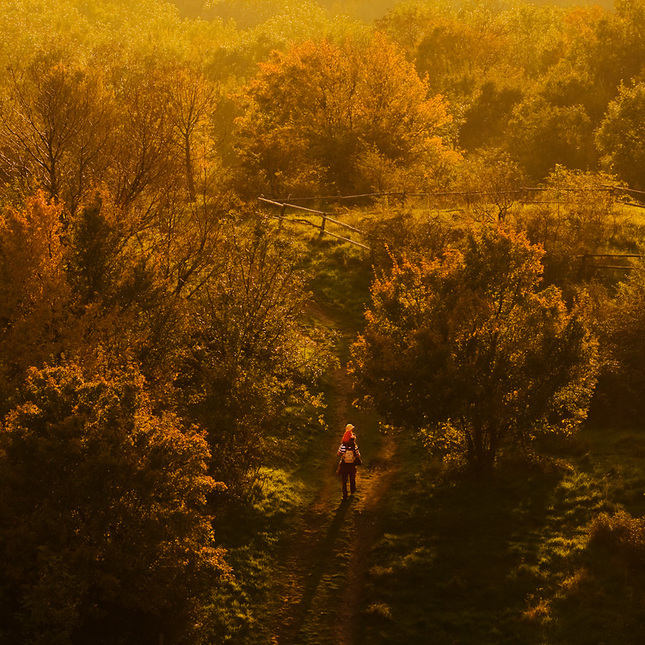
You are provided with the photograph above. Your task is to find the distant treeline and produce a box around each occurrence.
[2,0,645,197]
[172,1,617,25]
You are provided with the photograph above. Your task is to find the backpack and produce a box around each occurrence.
[342,446,356,464]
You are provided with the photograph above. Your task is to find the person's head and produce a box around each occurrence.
[343,423,355,443]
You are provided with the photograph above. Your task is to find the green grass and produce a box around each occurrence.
[273,212,373,331]
[277,204,645,645]
[356,427,645,645]
[204,418,334,644]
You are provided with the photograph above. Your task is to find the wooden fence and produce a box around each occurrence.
[266,184,645,209]
[259,185,645,264]
[258,197,370,250]
[578,253,643,274]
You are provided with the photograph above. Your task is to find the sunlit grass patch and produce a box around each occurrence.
[559,567,594,595]
[400,546,436,571]
[368,564,394,578]
[365,602,393,621]
[249,467,307,518]
[523,597,552,624]
[358,424,645,644]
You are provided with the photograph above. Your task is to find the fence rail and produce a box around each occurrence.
[258,196,370,250]
[259,185,645,255]
[265,184,645,206]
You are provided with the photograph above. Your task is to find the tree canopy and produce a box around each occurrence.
[352,227,599,469]
[0,362,226,643]
[3,0,645,641]
[596,82,645,190]
[234,32,457,197]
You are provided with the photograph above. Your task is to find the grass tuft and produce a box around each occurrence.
[365,603,393,621]
[523,597,552,624]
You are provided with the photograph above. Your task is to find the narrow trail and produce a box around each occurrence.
[335,432,396,645]
[269,363,397,645]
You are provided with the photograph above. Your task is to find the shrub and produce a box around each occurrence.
[588,510,645,568]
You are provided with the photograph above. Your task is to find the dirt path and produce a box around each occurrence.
[335,432,396,645]
[270,364,396,645]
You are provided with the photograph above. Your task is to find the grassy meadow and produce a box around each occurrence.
[359,426,645,644]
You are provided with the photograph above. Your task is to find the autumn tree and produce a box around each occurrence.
[456,149,524,222]
[106,62,179,214]
[64,190,189,383]
[0,187,191,403]
[0,53,114,214]
[594,264,645,422]
[459,80,523,151]
[415,10,510,101]
[506,95,594,182]
[181,227,327,487]
[514,167,624,290]
[162,64,220,203]
[234,32,457,197]
[375,0,446,57]
[0,49,234,231]
[0,194,72,405]
[578,0,645,111]
[596,82,645,190]
[351,226,598,470]
[501,2,567,79]
[0,362,226,644]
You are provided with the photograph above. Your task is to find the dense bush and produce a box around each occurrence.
[588,510,645,568]
[0,363,226,643]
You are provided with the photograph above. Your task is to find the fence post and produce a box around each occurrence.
[278,202,286,231]
[319,212,327,238]
[581,253,588,280]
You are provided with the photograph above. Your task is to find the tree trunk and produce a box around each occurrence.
[185,133,196,202]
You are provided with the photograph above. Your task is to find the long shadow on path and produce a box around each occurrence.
[283,497,355,645]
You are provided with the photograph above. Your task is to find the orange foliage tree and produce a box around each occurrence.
[0,190,186,398]
[0,194,73,398]
[0,362,226,643]
[351,226,598,470]
[234,32,458,197]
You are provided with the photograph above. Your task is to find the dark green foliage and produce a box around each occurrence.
[507,97,595,182]
[460,81,524,151]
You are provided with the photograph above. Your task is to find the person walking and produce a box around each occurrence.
[337,423,361,500]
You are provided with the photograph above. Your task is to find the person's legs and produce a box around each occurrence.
[349,470,356,495]
[341,471,349,499]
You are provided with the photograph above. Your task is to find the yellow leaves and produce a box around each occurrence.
[1,192,65,267]
[235,32,459,195]
[0,193,72,378]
